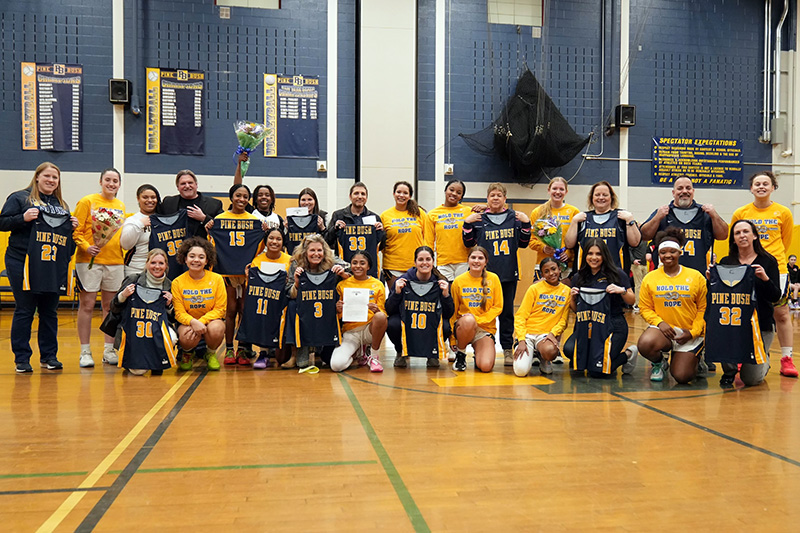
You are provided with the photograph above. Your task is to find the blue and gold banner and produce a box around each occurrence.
[146,68,205,155]
[263,74,319,159]
[21,62,83,152]
[652,137,743,187]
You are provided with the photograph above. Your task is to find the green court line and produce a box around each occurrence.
[106,460,376,475]
[338,374,430,533]
[0,471,89,480]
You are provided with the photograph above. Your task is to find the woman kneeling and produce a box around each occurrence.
[635,228,707,384]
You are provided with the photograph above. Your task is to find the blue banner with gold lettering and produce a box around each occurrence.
[263,74,319,158]
[21,62,83,152]
[146,68,205,155]
[652,137,742,187]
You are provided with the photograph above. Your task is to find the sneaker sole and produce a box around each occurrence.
[40,364,63,370]
[102,359,118,365]
[15,368,33,374]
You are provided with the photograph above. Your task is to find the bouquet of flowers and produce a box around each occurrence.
[233,121,270,176]
[89,207,124,269]
[534,216,567,269]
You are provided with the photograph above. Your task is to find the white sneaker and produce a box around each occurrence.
[553,354,564,364]
[79,351,95,368]
[622,345,638,374]
[103,346,118,365]
[540,359,553,375]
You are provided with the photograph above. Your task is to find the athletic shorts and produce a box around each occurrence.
[438,263,468,282]
[523,333,551,355]
[454,318,494,345]
[75,263,124,293]
[777,273,790,307]
[648,325,704,354]
[342,323,373,346]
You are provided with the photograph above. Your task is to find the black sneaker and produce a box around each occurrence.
[15,363,33,373]
[453,352,467,371]
[720,374,735,388]
[40,359,63,370]
[427,357,440,368]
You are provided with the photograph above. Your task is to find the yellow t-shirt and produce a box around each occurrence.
[514,280,572,341]
[381,206,433,271]
[336,276,386,331]
[529,203,580,261]
[73,193,126,265]
[451,270,504,334]
[731,202,793,273]
[427,204,472,266]
[639,266,707,338]
[171,270,228,325]
[251,251,292,272]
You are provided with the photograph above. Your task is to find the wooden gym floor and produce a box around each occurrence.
[1,308,799,532]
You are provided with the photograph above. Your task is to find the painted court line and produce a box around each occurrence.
[338,374,430,533]
[610,391,800,468]
[0,487,110,496]
[35,371,194,533]
[75,371,208,532]
[106,460,377,475]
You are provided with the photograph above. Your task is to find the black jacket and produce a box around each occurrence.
[159,192,224,239]
[0,188,71,260]
[718,253,781,331]
[324,205,385,253]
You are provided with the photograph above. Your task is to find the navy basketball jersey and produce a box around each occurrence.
[286,214,319,254]
[663,205,714,273]
[23,213,75,295]
[118,286,177,370]
[208,218,264,276]
[295,270,341,347]
[705,265,767,365]
[478,210,519,282]
[150,210,189,279]
[573,288,614,373]
[400,281,445,358]
[236,268,288,348]
[577,211,625,270]
[337,223,380,278]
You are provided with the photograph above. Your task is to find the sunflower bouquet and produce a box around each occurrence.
[233,121,269,176]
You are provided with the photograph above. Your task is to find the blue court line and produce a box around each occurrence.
[74,370,208,532]
[609,391,800,468]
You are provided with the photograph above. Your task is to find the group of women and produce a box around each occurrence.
[0,161,795,386]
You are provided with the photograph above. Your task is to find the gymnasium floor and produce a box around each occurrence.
[1,308,799,532]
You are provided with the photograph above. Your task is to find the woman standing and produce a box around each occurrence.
[529,177,580,273]
[0,162,77,373]
[171,237,227,371]
[247,227,293,369]
[111,249,175,375]
[563,239,636,378]
[427,180,472,281]
[450,246,504,373]
[381,181,433,288]
[513,258,572,377]
[74,168,126,368]
[713,220,781,387]
[634,229,707,384]
[385,246,454,368]
[730,171,797,377]
[233,154,284,230]
[119,184,160,277]
[298,187,328,230]
[787,255,800,309]
[288,235,349,370]
[564,180,640,272]
[330,251,386,373]
[462,183,531,366]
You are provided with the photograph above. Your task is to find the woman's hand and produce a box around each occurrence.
[336,300,344,313]
[572,212,587,224]
[189,318,207,336]
[464,213,482,224]
[673,329,691,344]
[471,204,487,213]
[617,210,634,223]
[162,291,173,305]
[294,266,304,287]
[237,153,249,163]
[367,302,380,313]
[23,208,40,222]
[204,219,214,231]
[753,264,769,281]
[556,249,569,262]
[516,211,530,223]
[317,216,325,230]
[142,215,151,229]
[570,286,580,297]
[514,342,528,360]
[394,278,407,294]
[71,216,79,229]
[118,283,136,302]
[606,283,625,295]
[438,279,450,298]
[87,245,101,256]
[332,264,346,277]
[543,333,560,349]
[543,245,555,255]
[657,321,676,340]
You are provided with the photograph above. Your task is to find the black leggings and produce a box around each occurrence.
[498,280,517,350]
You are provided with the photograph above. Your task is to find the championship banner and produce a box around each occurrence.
[652,137,743,187]
[21,62,83,151]
[146,68,205,155]
[263,74,319,158]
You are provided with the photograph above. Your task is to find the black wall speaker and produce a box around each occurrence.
[108,79,130,105]
[615,104,636,127]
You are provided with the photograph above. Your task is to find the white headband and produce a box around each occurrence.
[658,240,682,252]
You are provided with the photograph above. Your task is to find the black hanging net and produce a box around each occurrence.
[460,69,591,184]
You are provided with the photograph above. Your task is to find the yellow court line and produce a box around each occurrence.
[36,372,193,533]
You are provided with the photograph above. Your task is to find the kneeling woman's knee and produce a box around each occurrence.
[670,368,695,385]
